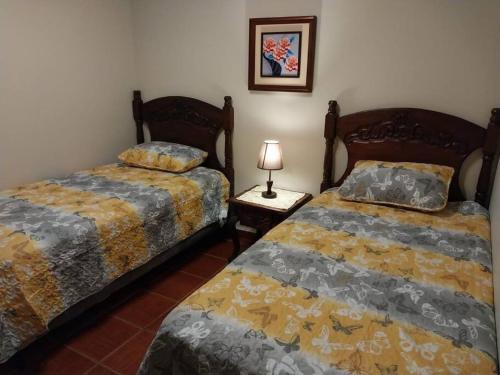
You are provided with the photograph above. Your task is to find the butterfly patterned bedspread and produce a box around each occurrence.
[0,163,228,363]
[139,189,497,375]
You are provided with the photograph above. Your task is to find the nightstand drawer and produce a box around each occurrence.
[237,207,273,230]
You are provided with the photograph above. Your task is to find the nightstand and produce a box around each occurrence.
[229,185,313,258]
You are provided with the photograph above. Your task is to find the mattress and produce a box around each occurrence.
[0,163,229,363]
[139,189,497,375]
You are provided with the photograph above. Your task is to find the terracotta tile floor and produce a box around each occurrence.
[2,232,254,375]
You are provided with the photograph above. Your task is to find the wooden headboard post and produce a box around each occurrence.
[320,100,339,193]
[475,108,500,207]
[223,96,235,197]
[133,90,145,144]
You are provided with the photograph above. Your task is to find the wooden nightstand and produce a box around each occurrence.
[229,185,312,258]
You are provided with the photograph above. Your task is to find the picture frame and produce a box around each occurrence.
[248,16,317,93]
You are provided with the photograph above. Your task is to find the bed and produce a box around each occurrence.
[139,103,500,374]
[0,91,235,364]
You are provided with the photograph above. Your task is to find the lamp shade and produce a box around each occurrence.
[257,140,283,170]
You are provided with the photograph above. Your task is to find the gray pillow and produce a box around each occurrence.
[119,141,207,173]
[338,160,454,212]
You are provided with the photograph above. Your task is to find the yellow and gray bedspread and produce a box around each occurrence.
[139,190,497,375]
[0,163,228,363]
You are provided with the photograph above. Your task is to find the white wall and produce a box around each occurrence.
[0,0,136,189]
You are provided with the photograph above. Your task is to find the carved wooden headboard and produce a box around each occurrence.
[132,90,234,196]
[321,101,500,207]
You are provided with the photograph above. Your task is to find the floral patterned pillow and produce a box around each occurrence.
[118,142,207,173]
[338,160,454,212]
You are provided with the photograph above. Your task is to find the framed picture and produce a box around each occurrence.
[248,16,317,93]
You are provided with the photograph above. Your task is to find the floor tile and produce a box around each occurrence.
[67,316,139,361]
[148,270,206,300]
[36,346,94,375]
[180,253,226,279]
[86,365,119,375]
[113,291,176,328]
[102,331,155,375]
[203,239,235,260]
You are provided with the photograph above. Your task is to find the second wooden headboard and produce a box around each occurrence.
[321,101,500,208]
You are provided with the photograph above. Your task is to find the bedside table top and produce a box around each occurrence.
[230,185,312,212]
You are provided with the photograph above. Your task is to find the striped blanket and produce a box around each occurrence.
[0,163,228,363]
[139,189,496,375]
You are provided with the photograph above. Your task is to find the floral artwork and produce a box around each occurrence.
[261,32,301,77]
[248,16,316,92]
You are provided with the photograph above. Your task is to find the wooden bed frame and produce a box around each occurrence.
[2,91,236,370]
[47,92,237,326]
[321,101,500,208]
[133,90,235,195]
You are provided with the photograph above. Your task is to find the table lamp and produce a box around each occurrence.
[257,140,283,199]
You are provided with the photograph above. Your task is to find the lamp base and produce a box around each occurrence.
[261,191,277,199]
[262,179,277,199]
